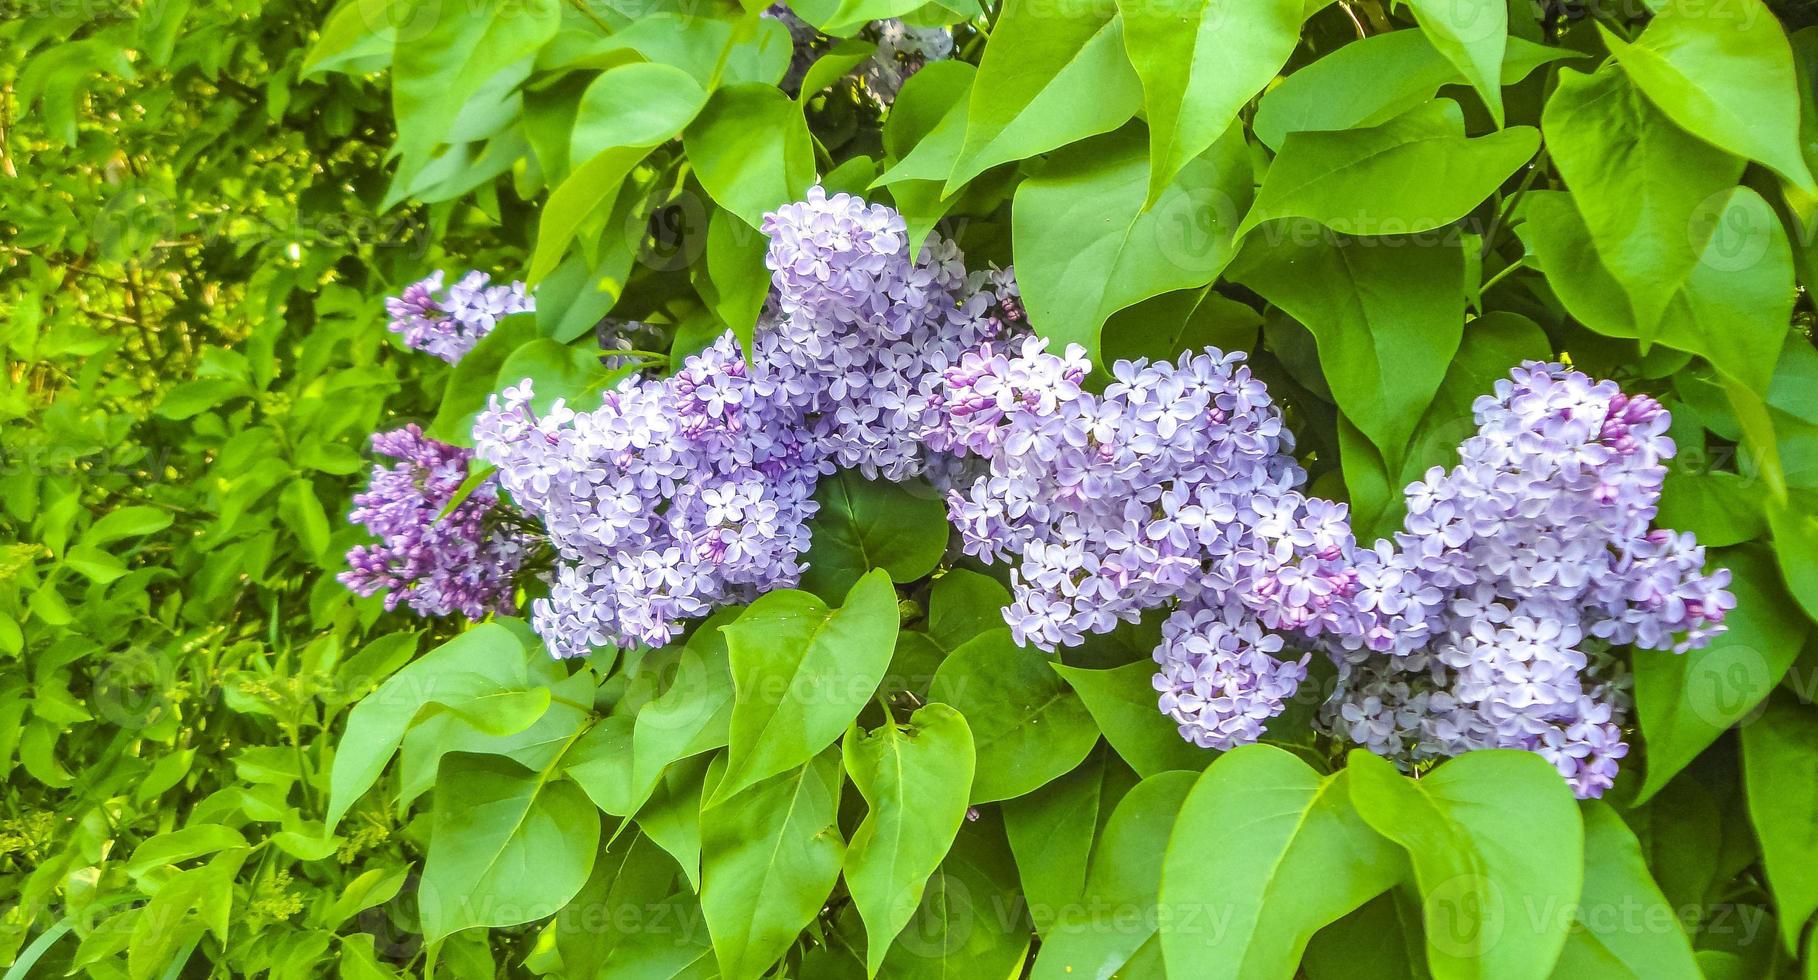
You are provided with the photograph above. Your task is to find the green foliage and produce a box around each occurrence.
[9,0,1818,976]
[1160,746,1402,979]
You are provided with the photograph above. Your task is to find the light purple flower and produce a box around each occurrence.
[386,271,533,364]
[340,425,525,619]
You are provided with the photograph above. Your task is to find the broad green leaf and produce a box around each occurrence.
[1742,691,1818,952]
[1516,189,1794,393]
[1767,496,1818,623]
[569,62,706,171]
[929,628,1101,803]
[701,749,846,980]
[821,153,878,198]
[684,84,815,228]
[388,0,559,202]
[1403,0,1506,125]
[1117,0,1302,202]
[1541,63,1743,338]
[599,893,717,977]
[302,0,400,76]
[1002,746,1137,935]
[798,471,950,602]
[82,505,174,546]
[878,812,1033,977]
[1254,32,1583,150]
[127,850,246,980]
[924,569,1012,653]
[716,570,899,802]
[876,61,975,253]
[325,621,542,828]
[944,0,1142,192]
[1342,311,1551,540]
[699,206,770,354]
[799,37,876,97]
[528,144,650,284]
[1031,770,1196,980]
[324,866,410,930]
[393,666,593,813]
[1761,337,1818,491]
[1602,0,1816,192]
[1550,802,1701,979]
[1053,661,1213,777]
[418,752,601,942]
[124,825,248,879]
[1160,745,1402,980]
[1632,546,1810,802]
[843,702,977,975]
[1238,101,1538,238]
[555,829,681,978]
[1229,219,1464,468]
[1012,124,1252,363]
[1302,891,1431,980]
[1784,26,1818,289]
[1100,288,1264,367]
[551,14,791,89]
[613,614,741,813]
[1658,470,1766,549]
[154,378,245,420]
[1348,749,1584,980]
[534,253,622,343]
[636,753,711,890]
[494,338,618,415]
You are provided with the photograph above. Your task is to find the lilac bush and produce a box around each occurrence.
[348,206,1733,800]
[462,187,1002,656]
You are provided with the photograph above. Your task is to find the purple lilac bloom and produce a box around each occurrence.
[928,335,1357,746]
[386,271,534,364]
[340,425,525,619]
[1319,362,1733,797]
[762,185,998,482]
[471,187,997,659]
[473,333,828,658]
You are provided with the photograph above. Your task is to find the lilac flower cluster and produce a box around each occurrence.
[340,425,524,619]
[386,270,533,364]
[762,186,999,482]
[928,338,1377,748]
[473,334,827,657]
[929,341,1732,791]
[1319,362,1732,797]
[470,187,998,656]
